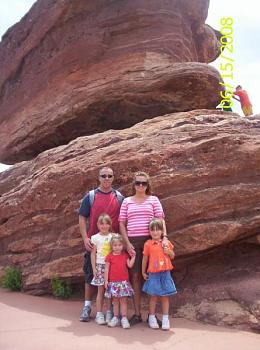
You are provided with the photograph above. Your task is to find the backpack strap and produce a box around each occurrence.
[89,189,98,207]
[114,189,124,205]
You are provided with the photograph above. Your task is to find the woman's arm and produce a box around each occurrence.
[127,251,136,268]
[142,255,149,280]
[119,221,135,254]
[164,246,175,260]
[161,218,167,237]
[90,245,97,276]
[104,262,110,289]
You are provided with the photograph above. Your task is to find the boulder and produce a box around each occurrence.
[0,0,222,164]
[174,242,260,332]
[0,110,260,298]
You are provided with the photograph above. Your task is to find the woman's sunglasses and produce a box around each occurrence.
[135,181,148,186]
[100,174,113,178]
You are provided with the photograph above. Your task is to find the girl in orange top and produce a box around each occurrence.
[142,218,177,330]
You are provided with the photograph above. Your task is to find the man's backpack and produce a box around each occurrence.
[89,189,124,207]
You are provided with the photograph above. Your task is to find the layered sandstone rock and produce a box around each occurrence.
[174,242,260,332]
[0,0,259,333]
[0,110,260,306]
[0,0,222,164]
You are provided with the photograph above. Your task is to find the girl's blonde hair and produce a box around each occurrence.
[132,171,152,195]
[110,233,124,247]
[149,218,164,234]
[97,214,112,230]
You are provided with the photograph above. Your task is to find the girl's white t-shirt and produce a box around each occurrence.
[91,233,112,264]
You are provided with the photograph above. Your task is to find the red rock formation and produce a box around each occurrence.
[1,0,258,333]
[0,109,259,290]
[0,0,222,164]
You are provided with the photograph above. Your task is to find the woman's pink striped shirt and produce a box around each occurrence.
[119,196,165,237]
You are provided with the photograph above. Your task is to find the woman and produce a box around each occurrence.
[119,171,168,326]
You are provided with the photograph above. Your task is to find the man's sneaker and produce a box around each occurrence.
[107,316,120,327]
[148,316,159,329]
[95,313,106,325]
[105,310,113,323]
[79,305,91,322]
[161,317,170,331]
[121,317,130,329]
[129,314,142,326]
[146,314,162,327]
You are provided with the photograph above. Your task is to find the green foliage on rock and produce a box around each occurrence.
[51,278,72,299]
[1,267,22,291]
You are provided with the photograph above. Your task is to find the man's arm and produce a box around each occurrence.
[79,215,93,251]
[90,245,97,276]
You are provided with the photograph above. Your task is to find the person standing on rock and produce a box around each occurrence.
[119,171,169,326]
[78,167,124,322]
[233,85,253,117]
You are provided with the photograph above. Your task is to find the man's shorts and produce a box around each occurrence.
[83,251,93,284]
[129,236,149,274]
[242,105,253,116]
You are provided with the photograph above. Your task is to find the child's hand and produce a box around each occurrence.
[131,250,136,257]
[104,281,108,289]
[93,268,97,277]
[142,272,148,280]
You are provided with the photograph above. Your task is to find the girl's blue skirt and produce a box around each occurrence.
[142,270,177,296]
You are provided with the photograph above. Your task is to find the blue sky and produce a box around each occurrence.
[0,0,259,172]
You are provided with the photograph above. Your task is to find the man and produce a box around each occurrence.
[233,85,253,117]
[79,167,124,322]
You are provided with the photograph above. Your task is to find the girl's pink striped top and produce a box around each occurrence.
[119,196,165,237]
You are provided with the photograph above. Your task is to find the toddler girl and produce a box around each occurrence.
[91,214,113,325]
[142,218,176,330]
[104,234,135,329]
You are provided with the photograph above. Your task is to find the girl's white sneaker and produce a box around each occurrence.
[161,318,170,330]
[108,316,120,327]
[121,317,130,329]
[148,315,159,329]
[105,310,113,323]
[95,313,106,325]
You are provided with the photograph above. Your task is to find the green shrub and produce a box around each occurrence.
[51,278,72,299]
[1,267,22,291]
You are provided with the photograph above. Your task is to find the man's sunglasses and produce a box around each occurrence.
[135,181,148,186]
[100,174,113,178]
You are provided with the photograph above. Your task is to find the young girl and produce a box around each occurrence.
[104,234,135,329]
[91,214,113,325]
[142,218,177,330]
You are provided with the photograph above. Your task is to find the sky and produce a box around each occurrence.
[0,0,259,172]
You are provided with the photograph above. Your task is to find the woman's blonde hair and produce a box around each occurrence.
[149,218,164,233]
[97,214,112,230]
[132,171,152,195]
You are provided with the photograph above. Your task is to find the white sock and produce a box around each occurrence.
[149,314,156,321]
[162,314,169,321]
[84,300,92,307]
[96,311,103,317]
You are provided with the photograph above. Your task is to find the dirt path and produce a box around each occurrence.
[0,289,259,350]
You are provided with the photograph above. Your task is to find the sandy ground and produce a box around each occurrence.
[0,288,259,350]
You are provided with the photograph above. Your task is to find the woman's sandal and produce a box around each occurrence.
[129,314,143,326]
